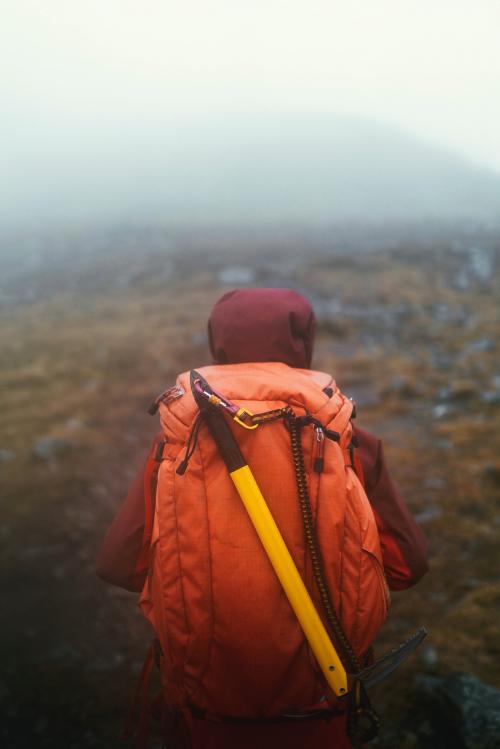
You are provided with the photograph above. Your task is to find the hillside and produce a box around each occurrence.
[4,115,500,225]
[0,223,499,747]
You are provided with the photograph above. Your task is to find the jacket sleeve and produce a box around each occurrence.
[96,436,162,592]
[354,426,429,591]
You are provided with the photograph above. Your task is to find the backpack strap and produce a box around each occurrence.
[343,433,366,488]
[121,643,155,747]
[134,438,166,579]
[122,640,192,749]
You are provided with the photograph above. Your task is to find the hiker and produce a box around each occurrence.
[97,288,428,749]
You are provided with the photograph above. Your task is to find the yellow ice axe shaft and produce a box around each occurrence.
[230,464,348,696]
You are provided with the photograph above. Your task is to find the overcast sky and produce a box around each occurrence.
[2,0,500,224]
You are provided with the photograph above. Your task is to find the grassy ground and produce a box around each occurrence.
[1,228,499,747]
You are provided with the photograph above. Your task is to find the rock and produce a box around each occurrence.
[464,577,483,590]
[32,437,73,461]
[0,448,16,463]
[423,476,445,490]
[481,391,500,406]
[420,645,439,672]
[438,380,478,403]
[465,338,495,354]
[51,564,67,580]
[434,438,452,450]
[346,384,380,408]
[65,418,83,431]
[22,543,65,558]
[432,303,454,323]
[34,717,48,735]
[433,404,452,419]
[82,729,100,746]
[399,730,419,749]
[152,260,174,284]
[454,268,471,291]
[0,678,10,702]
[469,247,494,283]
[448,381,478,402]
[413,672,500,749]
[191,331,208,345]
[415,506,443,524]
[482,464,500,486]
[113,268,147,289]
[382,375,422,399]
[218,266,256,285]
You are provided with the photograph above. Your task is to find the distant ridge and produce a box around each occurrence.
[151,114,499,222]
[3,114,500,224]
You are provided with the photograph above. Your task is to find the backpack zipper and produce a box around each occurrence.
[313,426,325,474]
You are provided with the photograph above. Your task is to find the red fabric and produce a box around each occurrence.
[97,428,427,593]
[187,712,352,749]
[208,288,316,368]
[96,462,147,592]
[355,427,429,590]
[134,444,162,578]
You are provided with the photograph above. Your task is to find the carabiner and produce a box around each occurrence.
[234,407,258,430]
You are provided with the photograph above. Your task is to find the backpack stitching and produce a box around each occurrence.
[349,479,365,651]
[171,458,191,669]
[187,429,216,703]
[338,458,348,623]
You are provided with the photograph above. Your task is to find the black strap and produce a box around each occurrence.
[347,681,380,746]
[188,703,344,725]
[176,411,205,475]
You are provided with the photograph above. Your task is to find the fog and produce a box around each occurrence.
[2,7,500,747]
[3,113,500,226]
[2,1,500,226]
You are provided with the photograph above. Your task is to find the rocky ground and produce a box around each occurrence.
[0,223,499,748]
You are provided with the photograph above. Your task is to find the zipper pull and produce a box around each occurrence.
[314,426,325,473]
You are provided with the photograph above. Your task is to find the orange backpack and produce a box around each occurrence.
[139,362,389,719]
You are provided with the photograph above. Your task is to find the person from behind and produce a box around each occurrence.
[97,288,428,749]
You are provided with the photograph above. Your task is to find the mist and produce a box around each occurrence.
[2,5,500,747]
[3,113,500,227]
[2,1,500,228]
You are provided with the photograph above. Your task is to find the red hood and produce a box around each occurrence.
[208,288,316,368]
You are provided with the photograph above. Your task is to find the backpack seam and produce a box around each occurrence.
[350,477,365,651]
[338,462,348,623]
[171,459,191,672]
[187,430,216,702]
